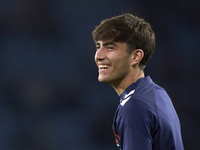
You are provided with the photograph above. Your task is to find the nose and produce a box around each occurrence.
[95,47,106,62]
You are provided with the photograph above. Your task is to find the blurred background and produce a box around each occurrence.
[0,0,199,149]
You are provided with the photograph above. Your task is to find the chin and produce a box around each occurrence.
[98,76,109,83]
[98,78,106,83]
[98,77,115,86]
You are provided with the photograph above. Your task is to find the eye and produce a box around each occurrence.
[96,46,100,50]
[107,47,114,50]
[95,43,100,50]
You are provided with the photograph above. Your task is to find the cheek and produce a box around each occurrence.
[114,58,130,73]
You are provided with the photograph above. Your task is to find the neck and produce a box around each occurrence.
[112,70,144,96]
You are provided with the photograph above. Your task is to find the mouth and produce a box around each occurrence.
[99,65,109,69]
[98,65,110,72]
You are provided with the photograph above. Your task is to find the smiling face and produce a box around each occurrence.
[95,41,133,87]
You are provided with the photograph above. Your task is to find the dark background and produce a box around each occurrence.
[0,0,199,149]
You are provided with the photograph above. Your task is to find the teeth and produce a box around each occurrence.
[99,65,109,69]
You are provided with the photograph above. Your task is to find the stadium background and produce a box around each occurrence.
[0,0,199,149]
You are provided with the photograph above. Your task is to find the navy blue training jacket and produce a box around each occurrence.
[113,76,184,150]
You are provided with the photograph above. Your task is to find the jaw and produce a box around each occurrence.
[98,72,124,88]
[98,72,110,83]
[98,68,134,88]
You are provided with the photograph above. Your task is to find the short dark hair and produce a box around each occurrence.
[92,13,155,69]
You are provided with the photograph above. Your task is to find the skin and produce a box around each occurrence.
[95,40,145,96]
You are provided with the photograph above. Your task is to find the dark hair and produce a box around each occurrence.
[92,13,155,69]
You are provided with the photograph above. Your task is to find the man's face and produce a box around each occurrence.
[94,41,132,86]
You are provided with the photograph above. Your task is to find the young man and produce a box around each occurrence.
[92,14,184,150]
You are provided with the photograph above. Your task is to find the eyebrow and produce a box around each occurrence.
[95,42,119,47]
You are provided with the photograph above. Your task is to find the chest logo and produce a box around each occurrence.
[120,90,135,106]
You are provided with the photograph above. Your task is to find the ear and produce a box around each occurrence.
[130,49,144,66]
